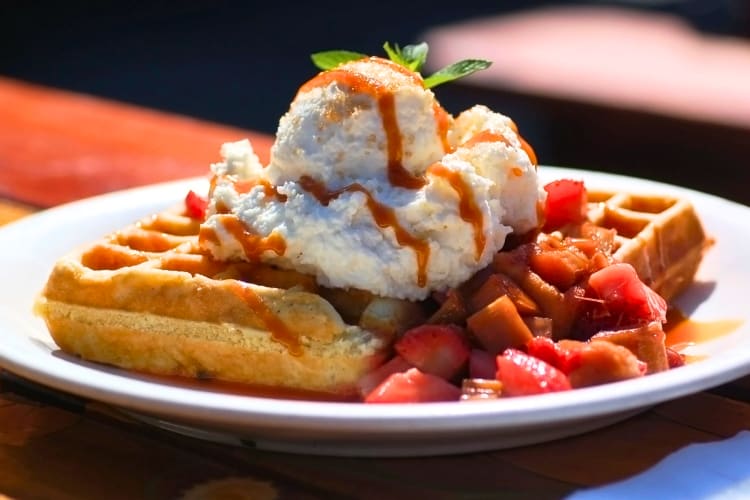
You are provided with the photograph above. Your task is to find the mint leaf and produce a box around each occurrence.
[401,43,429,72]
[383,42,428,72]
[423,59,491,89]
[310,44,492,88]
[382,42,408,68]
[311,50,366,70]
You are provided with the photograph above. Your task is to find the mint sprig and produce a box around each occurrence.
[423,59,492,89]
[310,50,366,71]
[383,41,428,72]
[310,42,490,89]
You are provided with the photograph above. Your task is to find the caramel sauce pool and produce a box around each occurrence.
[665,308,744,361]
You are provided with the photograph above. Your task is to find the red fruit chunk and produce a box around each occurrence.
[543,179,587,231]
[666,347,686,368]
[395,324,470,380]
[364,368,461,403]
[525,337,582,375]
[588,263,667,324]
[184,190,208,219]
[496,349,572,396]
[356,355,413,399]
[469,349,496,379]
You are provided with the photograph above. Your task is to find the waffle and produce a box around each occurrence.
[34,207,423,397]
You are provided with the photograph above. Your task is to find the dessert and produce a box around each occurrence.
[35,43,709,402]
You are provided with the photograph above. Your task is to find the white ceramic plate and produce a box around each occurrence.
[1,167,748,457]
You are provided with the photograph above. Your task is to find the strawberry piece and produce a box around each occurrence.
[588,263,667,325]
[543,179,587,231]
[666,347,686,369]
[394,324,470,380]
[364,368,461,403]
[496,349,572,396]
[184,190,208,219]
[469,348,496,379]
[525,337,583,375]
[356,355,413,399]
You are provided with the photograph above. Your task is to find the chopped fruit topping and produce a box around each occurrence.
[460,378,503,401]
[469,348,497,379]
[365,368,461,403]
[184,190,208,219]
[666,347,686,368]
[394,324,470,380]
[525,336,582,375]
[356,355,413,399]
[588,263,668,326]
[467,295,533,355]
[558,340,647,388]
[496,349,572,396]
[543,179,588,231]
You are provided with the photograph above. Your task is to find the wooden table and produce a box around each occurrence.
[1,76,749,499]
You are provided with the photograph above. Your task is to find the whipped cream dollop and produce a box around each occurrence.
[199,57,542,300]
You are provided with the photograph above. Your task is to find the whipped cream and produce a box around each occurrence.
[200,57,542,300]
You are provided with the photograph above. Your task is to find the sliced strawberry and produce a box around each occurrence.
[356,355,413,399]
[469,348,496,379]
[394,324,470,380]
[184,190,208,219]
[496,349,572,396]
[543,179,587,231]
[364,368,461,403]
[588,263,667,325]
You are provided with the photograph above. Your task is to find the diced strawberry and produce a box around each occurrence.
[588,263,667,325]
[469,348,496,379]
[356,355,413,398]
[394,324,470,380]
[184,190,208,219]
[364,368,461,403]
[666,347,685,369]
[543,179,588,231]
[525,337,558,367]
[561,340,647,388]
[496,349,572,396]
[525,337,578,374]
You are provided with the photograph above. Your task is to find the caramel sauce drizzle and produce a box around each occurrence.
[427,163,485,260]
[461,127,537,167]
[199,214,286,262]
[299,57,433,190]
[299,175,430,287]
[234,178,288,202]
[463,130,511,148]
[519,135,538,166]
[228,281,303,356]
[433,102,453,154]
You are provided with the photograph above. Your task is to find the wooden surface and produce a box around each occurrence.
[1,76,749,499]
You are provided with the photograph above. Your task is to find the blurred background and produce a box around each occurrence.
[2,0,749,203]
